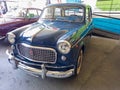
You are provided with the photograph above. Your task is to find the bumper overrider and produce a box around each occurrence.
[6,49,74,79]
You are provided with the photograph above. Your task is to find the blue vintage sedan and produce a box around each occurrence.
[6,3,93,79]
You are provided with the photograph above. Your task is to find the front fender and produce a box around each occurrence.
[71,40,85,63]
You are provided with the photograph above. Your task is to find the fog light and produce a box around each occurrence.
[61,56,66,61]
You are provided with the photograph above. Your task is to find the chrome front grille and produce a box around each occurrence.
[17,43,57,63]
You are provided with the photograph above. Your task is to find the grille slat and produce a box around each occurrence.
[17,43,57,63]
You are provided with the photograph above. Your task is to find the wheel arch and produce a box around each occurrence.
[71,40,85,63]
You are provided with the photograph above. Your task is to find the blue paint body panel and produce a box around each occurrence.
[93,18,120,34]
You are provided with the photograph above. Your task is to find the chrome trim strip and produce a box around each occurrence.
[16,43,57,64]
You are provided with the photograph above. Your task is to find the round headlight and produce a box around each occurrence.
[57,40,71,54]
[7,33,16,44]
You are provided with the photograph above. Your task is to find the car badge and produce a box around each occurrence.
[29,50,33,55]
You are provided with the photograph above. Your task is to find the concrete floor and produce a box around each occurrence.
[0,36,120,90]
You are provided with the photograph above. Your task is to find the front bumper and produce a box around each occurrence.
[6,50,74,79]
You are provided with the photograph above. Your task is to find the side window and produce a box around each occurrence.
[27,9,39,18]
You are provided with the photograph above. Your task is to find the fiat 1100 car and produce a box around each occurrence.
[6,3,93,79]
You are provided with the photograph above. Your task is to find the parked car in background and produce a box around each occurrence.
[6,3,93,79]
[0,7,42,40]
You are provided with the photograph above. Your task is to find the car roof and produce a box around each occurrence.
[46,3,87,8]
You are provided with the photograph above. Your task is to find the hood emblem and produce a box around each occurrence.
[29,50,33,56]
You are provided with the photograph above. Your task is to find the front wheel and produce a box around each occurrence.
[74,49,83,76]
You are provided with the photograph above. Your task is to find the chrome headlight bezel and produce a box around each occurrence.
[7,33,16,44]
[57,40,71,54]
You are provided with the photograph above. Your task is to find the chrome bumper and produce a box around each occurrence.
[6,49,74,79]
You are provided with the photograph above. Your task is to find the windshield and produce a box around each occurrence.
[39,6,84,23]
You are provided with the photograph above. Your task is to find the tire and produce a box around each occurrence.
[74,49,83,76]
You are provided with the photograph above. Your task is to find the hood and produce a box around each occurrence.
[19,20,83,46]
[39,20,82,31]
